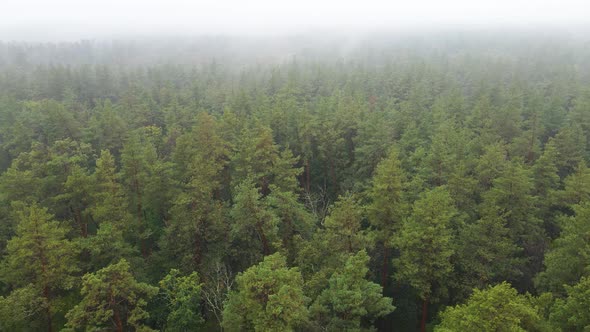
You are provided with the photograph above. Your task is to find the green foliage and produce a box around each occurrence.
[230,179,280,266]
[222,253,309,331]
[480,159,546,287]
[0,284,47,330]
[0,36,589,331]
[559,162,590,208]
[537,202,590,294]
[2,203,77,288]
[393,186,457,301]
[550,276,590,331]
[65,259,158,331]
[436,282,547,332]
[163,113,229,271]
[0,203,78,329]
[85,149,136,268]
[324,194,373,254]
[367,146,407,240]
[159,269,204,331]
[309,250,395,331]
[231,123,300,194]
[456,214,522,294]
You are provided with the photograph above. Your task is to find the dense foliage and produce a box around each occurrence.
[0,32,589,331]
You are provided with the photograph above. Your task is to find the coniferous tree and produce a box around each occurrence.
[1,203,78,332]
[65,259,158,332]
[222,253,309,332]
[367,147,407,287]
[393,187,457,332]
[309,250,395,331]
[550,276,590,331]
[436,282,547,332]
[159,269,204,331]
[536,202,590,294]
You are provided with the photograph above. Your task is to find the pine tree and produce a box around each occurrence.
[532,140,561,237]
[159,269,204,331]
[87,149,136,268]
[367,147,408,287]
[121,128,172,257]
[65,259,158,332]
[222,253,309,332]
[1,203,78,332]
[550,276,590,331]
[0,285,46,331]
[324,194,372,255]
[231,123,300,196]
[229,179,280,268]
[436,282,547,332]
[265,188,314,262]
[536,202,590,294]
[57,164,93,238]
[480,159,546,288]
[559,161,590,209]
[393,187,457,332]
[309,250,395,331]
[455,214,522,296]
[164,113,229,271]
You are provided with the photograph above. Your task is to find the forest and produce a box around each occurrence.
[0,32,590,331]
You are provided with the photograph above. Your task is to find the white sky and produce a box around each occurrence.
[1,0,589,40]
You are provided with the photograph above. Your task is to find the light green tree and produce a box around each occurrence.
[536,202,590,294]
[164,112,229,271]
[550,276,590,331]
[393,186,457,332]
[65,259,158,332]
[309,250,394,331]
[86,149,136,268]
[367,147,408,287]
[1,203,78,331]
[159,269,204,331]
[222,253,308,332]
[436,282,547,332]
[324,194,373,254]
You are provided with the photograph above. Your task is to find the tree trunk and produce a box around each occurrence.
[260,177,270,197]
[381,245,389,289]
[44,284,53,332]
[436,159,443,186]
[420,297,429,332]
[35,221,52,332]
[193,229,202,267]
[109,287,123,332]
[256,222,270,255]
[329,157,337,193]
[527,111,537,163]
[70,206,87,238]
[77,208,87,238]
[131,169,148,258]
[114,310,123,332]
[305,158,311,192]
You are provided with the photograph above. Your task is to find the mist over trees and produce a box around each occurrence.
[0,31,590,331]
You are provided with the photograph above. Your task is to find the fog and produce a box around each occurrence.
[1,0,589,41]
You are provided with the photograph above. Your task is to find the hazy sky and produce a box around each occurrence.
[1,0,589,40]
